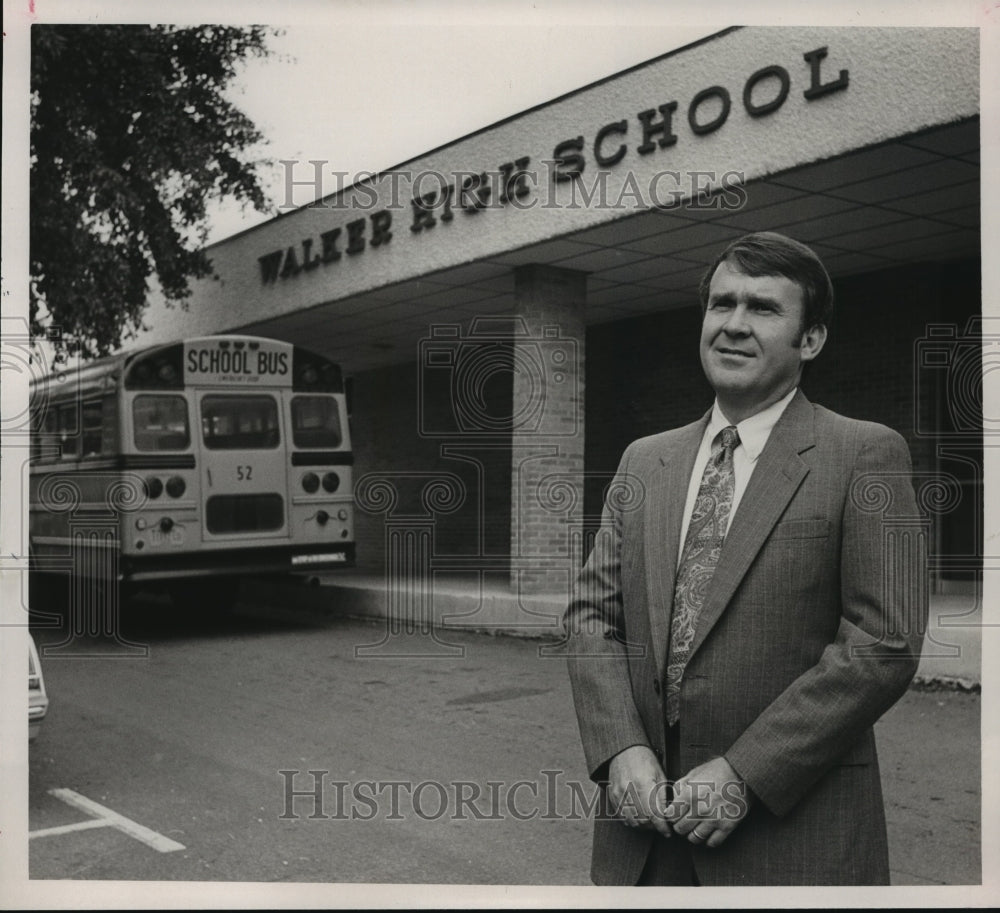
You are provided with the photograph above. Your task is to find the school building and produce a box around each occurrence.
[139,25,981,634]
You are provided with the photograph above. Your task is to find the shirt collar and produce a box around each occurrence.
[707,387,798,463]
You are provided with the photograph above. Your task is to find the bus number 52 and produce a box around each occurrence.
[237,465,253,481]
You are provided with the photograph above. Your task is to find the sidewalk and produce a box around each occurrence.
[913,594,982,688]
[275,570,983,687]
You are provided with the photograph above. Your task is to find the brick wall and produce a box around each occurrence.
[510,265,587,594]
[349,359,512,579]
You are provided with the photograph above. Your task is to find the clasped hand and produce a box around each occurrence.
[607,746,751,848]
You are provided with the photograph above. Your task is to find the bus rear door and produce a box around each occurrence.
[196,390,290,544]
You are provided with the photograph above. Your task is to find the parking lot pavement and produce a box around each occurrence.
[876,686,980,885]
[27,604,979,888]
[27,611,594,885]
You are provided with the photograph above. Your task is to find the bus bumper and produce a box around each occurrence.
[121,543,356,581]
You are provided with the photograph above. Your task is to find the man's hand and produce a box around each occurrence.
[665,756,752,848]
[607,745,672,838]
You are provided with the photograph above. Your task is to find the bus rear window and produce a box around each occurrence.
[133,395,190,451]
[291,396,342,448]
[202,395,280,450]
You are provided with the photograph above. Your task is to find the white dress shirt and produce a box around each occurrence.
[677,388,798,562]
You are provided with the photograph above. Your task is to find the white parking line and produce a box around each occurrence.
[29,818,111,839]
[42,788,185,852]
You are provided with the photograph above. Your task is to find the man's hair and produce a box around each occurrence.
[698,231,835,333]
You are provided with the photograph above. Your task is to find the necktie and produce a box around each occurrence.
[665,425,740,726]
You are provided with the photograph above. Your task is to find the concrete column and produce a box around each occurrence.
[509,264,586,596]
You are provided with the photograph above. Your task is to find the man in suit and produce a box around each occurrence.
[564,231,926,886]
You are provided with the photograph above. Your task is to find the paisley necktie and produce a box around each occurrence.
[665,425,740,726]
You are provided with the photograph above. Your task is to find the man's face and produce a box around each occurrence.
[700,259,826,419]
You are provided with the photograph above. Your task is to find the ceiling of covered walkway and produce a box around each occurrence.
[240,117,979,376]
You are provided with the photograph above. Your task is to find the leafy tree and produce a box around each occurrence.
[30,24,276,358]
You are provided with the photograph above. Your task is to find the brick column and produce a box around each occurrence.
[510,264,586,596]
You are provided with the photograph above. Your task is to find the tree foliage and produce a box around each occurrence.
[30,24,276,358]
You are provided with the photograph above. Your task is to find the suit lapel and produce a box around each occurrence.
[645,414,708,678]
[684,391,817,666]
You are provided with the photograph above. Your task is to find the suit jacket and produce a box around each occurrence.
[564,391,926,886]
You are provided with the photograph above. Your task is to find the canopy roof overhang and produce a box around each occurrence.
[238,117,978,375]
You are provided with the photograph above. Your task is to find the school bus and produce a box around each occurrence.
[29,335,354,607]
